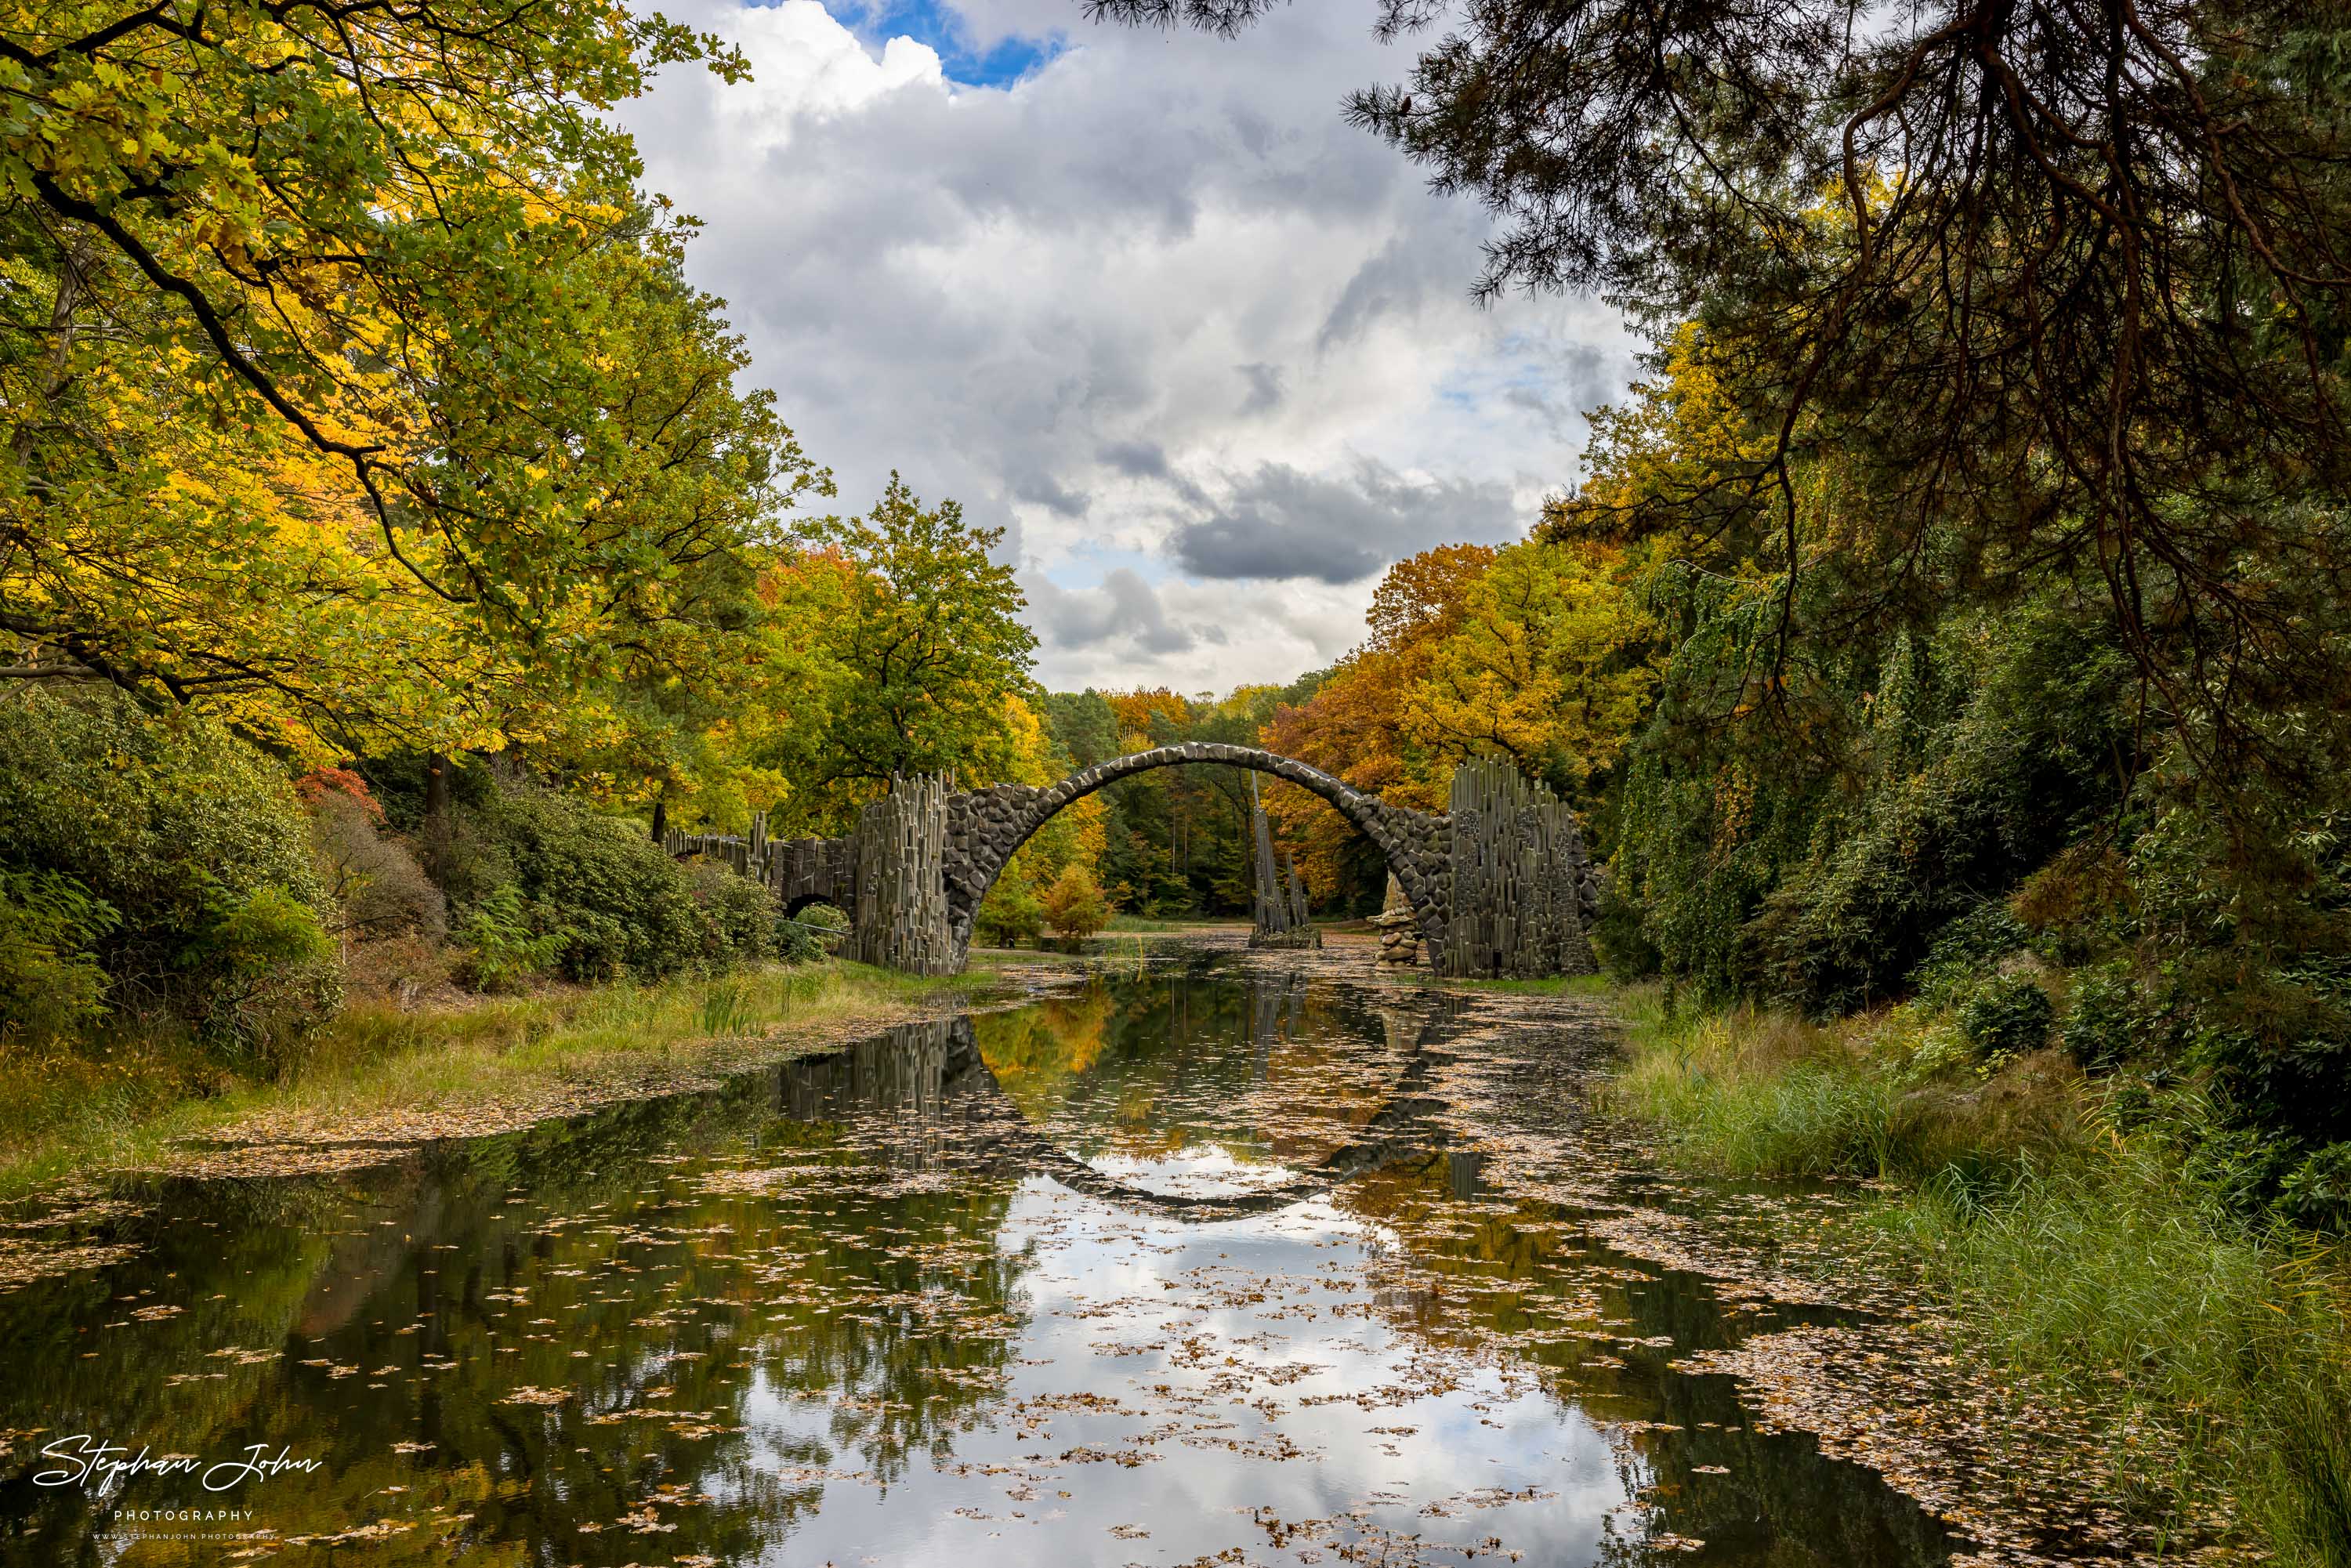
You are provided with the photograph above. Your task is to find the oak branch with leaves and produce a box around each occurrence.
[2,0,820,759]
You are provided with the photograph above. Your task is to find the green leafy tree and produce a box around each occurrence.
[1,2,817,770]
[1041,690,1121,769]
[759,476,1038,833]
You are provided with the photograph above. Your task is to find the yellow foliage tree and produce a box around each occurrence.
[1257,545,1497,897]
[1401,538,1661,794]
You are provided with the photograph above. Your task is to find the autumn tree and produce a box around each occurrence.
[756,476,1038,835]
[1258,545,1494,901]
[1041,864,1111,947]
[1262,545,1495,806]
[1404,538,1659,797]
[2,0,813,764]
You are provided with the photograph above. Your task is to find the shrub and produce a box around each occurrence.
[306,779,445,943]
[777,901,844,963]
[473,784,706,982]
[447,779,777,986]
[181,882,340,1057]
[1911,903,2037,1009]
[976,878,1045,948]
[687,861,777,968]
[2062,961,2142,1070]
[1589,878,1661,982]
[1958,973,2056,1062]
[2274,1142,2351,1235]
[0,687,341,1047]
[0,870,118,1045]
[455,885,565,993]
[1041,864,1110,946]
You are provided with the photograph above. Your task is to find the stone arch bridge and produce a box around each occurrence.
[667,744,1597,980]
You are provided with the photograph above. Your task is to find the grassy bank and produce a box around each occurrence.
[1607,986,2351,1565]
[0,959,996,1202]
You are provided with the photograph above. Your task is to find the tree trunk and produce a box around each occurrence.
[423,751,452,889]
[650,797,668,845]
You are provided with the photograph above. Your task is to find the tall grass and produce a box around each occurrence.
[1881,1149,2351,1563]
[0,959,976,1200]
[1603,984,2079,1181]
[1605,983,2351,1563]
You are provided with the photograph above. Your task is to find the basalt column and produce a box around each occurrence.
[847,775,955,976]
[1440,758,1599,980]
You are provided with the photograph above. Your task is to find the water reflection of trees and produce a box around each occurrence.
[0,1020,1037,1564]
[972,971,1955,1568]
[975,971,1420,1167]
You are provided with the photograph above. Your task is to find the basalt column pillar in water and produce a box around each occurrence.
[848,775,955,976]
[1440,757,1599,979]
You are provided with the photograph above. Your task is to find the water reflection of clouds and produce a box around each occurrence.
[1082,1148,1306,1199]
[712,1174,1632,1564]
[0,971,1958,1567]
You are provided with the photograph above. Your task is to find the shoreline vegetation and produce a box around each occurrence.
[0,958,1022,1204]
[1603,985,2351,1566]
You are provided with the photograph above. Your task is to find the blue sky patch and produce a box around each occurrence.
[813,0,1064,87]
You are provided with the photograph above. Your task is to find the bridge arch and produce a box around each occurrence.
[680,746,1597,978]
[939,743,1451,968]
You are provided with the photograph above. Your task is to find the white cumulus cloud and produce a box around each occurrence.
[621,0,1636,691]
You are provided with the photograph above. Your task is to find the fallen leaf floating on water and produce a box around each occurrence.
[0,953,2223,1567]
[496,1386,571,1406]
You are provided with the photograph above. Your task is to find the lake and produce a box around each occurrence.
[0,958,1954,1566]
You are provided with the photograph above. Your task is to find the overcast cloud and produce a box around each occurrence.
[623,0,1636,692]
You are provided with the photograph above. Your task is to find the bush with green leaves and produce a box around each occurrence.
[1911,904,2038,1011]
[2273,1142,2351,1235]
[455,885,567,993]
[0,869,118,1046]
[2061,962,2143,1071]
[1957,974,2056,1063]
[975,877,1045,948]
[453,778,777,985]
[777,901,844,963]
[687,862,776,969]
[0,688,341,1050]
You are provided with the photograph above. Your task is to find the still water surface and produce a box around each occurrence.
[0,962,1953,1565]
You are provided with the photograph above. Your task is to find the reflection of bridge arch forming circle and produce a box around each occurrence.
[680,748,1600,979]
[773,1012,1465,1223]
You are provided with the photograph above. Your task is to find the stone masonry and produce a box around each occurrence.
[671,743,1601,978]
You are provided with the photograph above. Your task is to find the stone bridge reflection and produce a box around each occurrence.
[757,979,1465,1222]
